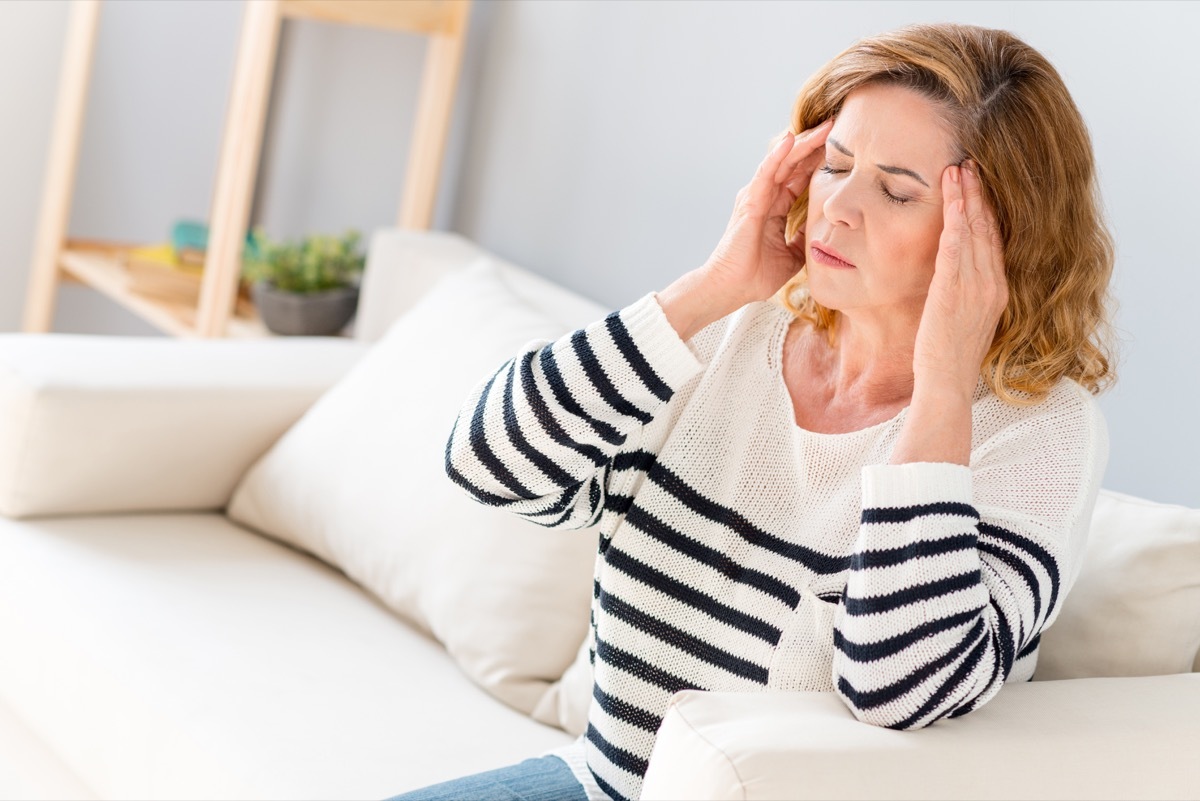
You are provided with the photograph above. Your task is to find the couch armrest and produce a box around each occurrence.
[641,674,1200,801]
[0,334,368,519]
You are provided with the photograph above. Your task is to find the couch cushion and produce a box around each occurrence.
[227,258,600,718]
[0,694,94,800]
[354,229,612,345]
[0,335,366,519]
[531,635,594,737]
[354,230,491,343]
[0,512,573,800]
[641,678,1200,800]
[1035,489,1200,679]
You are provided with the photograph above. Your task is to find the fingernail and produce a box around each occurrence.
[950,166,960,184]
[806,119,832,134]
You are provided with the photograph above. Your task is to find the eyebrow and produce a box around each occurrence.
[827,136,929,187]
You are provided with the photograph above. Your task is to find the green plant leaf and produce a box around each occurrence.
[240,228,366,294]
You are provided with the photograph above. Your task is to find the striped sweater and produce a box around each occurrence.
[444,290,1108,801]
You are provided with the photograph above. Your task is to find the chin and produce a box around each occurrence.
[804,271,851,311]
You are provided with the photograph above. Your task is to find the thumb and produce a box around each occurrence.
[787,228,805,251]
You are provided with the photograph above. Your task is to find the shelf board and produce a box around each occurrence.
[278,0,462,35]
[57,246,271,338]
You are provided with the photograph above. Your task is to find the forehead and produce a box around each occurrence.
[831,83,957,165]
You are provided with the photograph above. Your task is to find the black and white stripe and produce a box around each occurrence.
[834,501,1063,730]
[444,294,1102,801]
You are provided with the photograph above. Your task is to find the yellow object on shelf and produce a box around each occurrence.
[121,242,252,309]
[121,242,203,306]
[126,243,203,273]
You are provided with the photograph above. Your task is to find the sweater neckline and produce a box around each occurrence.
[770,305,909,438]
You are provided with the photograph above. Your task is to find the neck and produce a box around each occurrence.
[821,307,919,407]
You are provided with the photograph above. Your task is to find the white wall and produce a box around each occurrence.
[0,0,1195,506]
[0,0,72,331]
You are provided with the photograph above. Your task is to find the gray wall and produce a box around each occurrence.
[1,0,1196,507]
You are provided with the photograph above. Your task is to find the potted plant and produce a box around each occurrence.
[241,228,366,336]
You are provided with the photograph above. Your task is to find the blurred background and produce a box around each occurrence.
[0,0,1196,506]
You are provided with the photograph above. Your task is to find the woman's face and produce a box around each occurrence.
[803,83,960,321]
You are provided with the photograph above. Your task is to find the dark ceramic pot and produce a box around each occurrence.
[251,280,360,336]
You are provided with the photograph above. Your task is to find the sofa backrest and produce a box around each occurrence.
[1034,488,1200,678]
[355,229,610,342]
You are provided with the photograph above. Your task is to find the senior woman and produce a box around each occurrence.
[390,20,1115,801]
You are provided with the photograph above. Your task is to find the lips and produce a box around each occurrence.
[811,240,856,268]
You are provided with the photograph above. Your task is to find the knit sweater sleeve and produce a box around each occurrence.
[444,291,708,530]
[831,382,1109,729]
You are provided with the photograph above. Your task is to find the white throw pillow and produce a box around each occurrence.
[1035,489,1200,679]
[227,258,599,716]
[531,634,593,736]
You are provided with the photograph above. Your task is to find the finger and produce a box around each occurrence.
[961,160,996,278]
[967,161,1007,282]
[774,118,833,183]
[961,161,1009,316]
[784,147,825,195]
[754,131,795,193]
[752,121,829,211]
[936,165,970,277]
[965,160,1009,309]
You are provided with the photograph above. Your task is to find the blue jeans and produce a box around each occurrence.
[383,755,589,801]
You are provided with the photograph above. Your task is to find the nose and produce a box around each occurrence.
[820,173,864,229]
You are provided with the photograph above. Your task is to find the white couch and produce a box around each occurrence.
[0,229,1197,801]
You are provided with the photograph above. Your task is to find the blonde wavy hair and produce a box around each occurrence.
[776,22,1117,404]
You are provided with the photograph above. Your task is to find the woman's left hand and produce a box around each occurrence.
[913,160,1009,398]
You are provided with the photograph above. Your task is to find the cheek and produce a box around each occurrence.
[916,216,944,265]
[900,218,944,286]
[869,216,941,287]
[806,170,823,196]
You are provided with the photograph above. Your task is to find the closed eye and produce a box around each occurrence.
[818,164,912,206]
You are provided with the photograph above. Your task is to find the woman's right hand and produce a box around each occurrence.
[701,118,834,309]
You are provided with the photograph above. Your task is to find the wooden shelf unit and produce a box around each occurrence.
[24,0,471,339]
[57,242,267,338]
